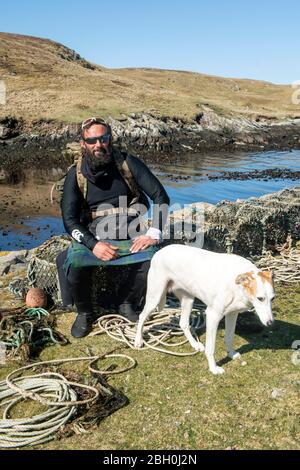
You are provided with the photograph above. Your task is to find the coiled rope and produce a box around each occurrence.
[0,308,68,358]
[91,308,206,356]
[0,352,136,449]
[256,248,300,284]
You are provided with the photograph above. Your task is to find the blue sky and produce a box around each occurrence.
[0,0,299,84]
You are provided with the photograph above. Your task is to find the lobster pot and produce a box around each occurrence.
[27,257,61,302]
[91,265,132,313]
[26,236,132,310]
[27,236,72,303]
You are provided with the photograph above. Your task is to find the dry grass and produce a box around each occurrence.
[0,283,299,450]
[1,32,300,122]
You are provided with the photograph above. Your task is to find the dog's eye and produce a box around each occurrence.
[257,297,265,302]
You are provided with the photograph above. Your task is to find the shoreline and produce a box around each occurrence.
[1,113,300,173]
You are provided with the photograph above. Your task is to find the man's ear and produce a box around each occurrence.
[80,139,85,150]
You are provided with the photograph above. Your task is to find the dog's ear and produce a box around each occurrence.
[236,271,257,297]
[235,272,254,286]
[258,270,275,285]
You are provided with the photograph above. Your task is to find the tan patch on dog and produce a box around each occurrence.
[235,271,257,297]
[258,270,274,286]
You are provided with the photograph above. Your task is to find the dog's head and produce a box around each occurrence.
[235,270,275,326]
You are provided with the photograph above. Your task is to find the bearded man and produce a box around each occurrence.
[56,117,170,338]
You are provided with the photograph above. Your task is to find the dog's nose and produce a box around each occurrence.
[267,319,274,327]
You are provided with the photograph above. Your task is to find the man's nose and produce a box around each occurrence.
[94,139,102,148]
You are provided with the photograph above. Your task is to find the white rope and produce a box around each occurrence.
[0,352,136,449]
[91,309,206,356]
[256,248,300,283]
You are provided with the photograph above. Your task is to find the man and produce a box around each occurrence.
[56,117,170,338]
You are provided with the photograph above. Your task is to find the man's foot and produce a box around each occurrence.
[118,303,139,323]
[71,312,94,338]
[60,304,74,312]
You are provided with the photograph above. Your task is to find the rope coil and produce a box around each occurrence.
[0,352,136,448]
[91,309,206,356]
[256,248,300,283]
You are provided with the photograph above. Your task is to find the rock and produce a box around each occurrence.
[9,263,27,274]
[0,263,10,276]
[0,251,28,276]
[0,250,27,265]
[0,117,19,140]
[271,388,285,399]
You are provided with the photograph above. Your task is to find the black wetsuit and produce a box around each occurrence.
[56,151,170,314]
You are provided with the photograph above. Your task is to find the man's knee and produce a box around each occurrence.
[138,260,151,275]
[56,249,68,269]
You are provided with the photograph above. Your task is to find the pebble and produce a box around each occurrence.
[271,388,285,399]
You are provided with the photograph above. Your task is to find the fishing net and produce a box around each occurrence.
[0,307,68,361]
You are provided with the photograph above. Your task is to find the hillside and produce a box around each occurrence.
[0,32,299,123]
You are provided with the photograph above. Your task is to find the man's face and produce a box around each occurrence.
[80,124,113,170]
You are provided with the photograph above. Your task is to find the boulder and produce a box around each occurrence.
[0,250,28,275]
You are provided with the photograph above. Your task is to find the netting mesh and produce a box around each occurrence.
[27,236,71,302]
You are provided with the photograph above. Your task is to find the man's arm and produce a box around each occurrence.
[126,155,170,239]
[61,166,98,251]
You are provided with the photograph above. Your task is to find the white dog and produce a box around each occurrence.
[134,245,275,375]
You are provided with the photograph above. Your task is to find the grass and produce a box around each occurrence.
[0,283,299,450]
[1,32,300,123]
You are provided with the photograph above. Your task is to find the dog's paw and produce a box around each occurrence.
[134,337,143,349]
[210,366,225,375]
[228,351,241,360]
[194,341,205,352]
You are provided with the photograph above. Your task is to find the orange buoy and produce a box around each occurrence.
[25,288,47,309]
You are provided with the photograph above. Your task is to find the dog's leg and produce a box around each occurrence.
[134,303,154,348]
[134,269,167,349]
[205,308,225,375]
[179,295,205,352]
[225,312,241,360]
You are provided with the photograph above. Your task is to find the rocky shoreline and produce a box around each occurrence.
[1,110,300,176]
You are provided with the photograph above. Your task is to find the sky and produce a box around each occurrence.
[0,0,299,84]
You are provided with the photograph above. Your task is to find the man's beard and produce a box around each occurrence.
[84,147,113,173]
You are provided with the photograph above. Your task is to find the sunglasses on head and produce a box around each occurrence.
[81,117,109,129]
[83,134,111,145]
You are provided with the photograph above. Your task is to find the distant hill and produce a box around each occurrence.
[0,32,299,122]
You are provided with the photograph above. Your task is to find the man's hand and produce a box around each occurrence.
[130,236,159,253]
[92,242,119,261]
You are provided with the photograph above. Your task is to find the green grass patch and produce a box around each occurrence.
[0,284,299,450]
